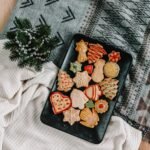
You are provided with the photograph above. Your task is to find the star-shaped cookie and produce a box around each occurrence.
[73,71,91,88]
[70,61,82,73]
[63,107,80,125]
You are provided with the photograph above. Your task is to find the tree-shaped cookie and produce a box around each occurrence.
[88,43,107,64]
[57,70,74,92]
[99,78,119,100]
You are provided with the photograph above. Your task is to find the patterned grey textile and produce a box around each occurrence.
[1,0,93,66]
[83,0,150,142]
[1,0,150,142]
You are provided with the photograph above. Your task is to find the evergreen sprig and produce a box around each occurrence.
[4,17,59,71]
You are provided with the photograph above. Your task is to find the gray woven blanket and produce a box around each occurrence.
[1,0,150,142]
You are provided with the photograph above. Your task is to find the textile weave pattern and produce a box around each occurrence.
[83,0,150,142]
[0,0,150,142]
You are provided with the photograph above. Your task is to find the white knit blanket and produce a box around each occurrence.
[0,40,142,150]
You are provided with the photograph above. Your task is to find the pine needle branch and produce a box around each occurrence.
[4,18,59,71]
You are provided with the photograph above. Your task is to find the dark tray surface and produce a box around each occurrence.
[40,34,132,144]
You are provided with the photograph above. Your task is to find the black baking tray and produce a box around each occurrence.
[40,34,132,144]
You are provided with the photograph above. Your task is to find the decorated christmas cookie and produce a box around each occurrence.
[50,92,72,114]
[70,89,89,109]
[73,71,91,88]
[84,65,93,74]
[92,59,105,83]
[63,107,80,125]
[99,78,119,100]
[49,39,123,128]
[70,61,82,73]
[80,108,99,128]
[88,43,107,64]
[108,51,121,62]
[85,100,95,108]
[57,70,74,92]
[75,39,88,63]
[95,99,108,114]
[84,84,102,101]
[103,62,120,78]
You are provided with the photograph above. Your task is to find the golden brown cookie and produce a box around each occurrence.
[95,99,108,114]
[104,62,120,78]
[80,108,99,128]
[75,39,88,63]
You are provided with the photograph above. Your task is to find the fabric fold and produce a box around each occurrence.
[0,39,142,150]
[0,39,58,149]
